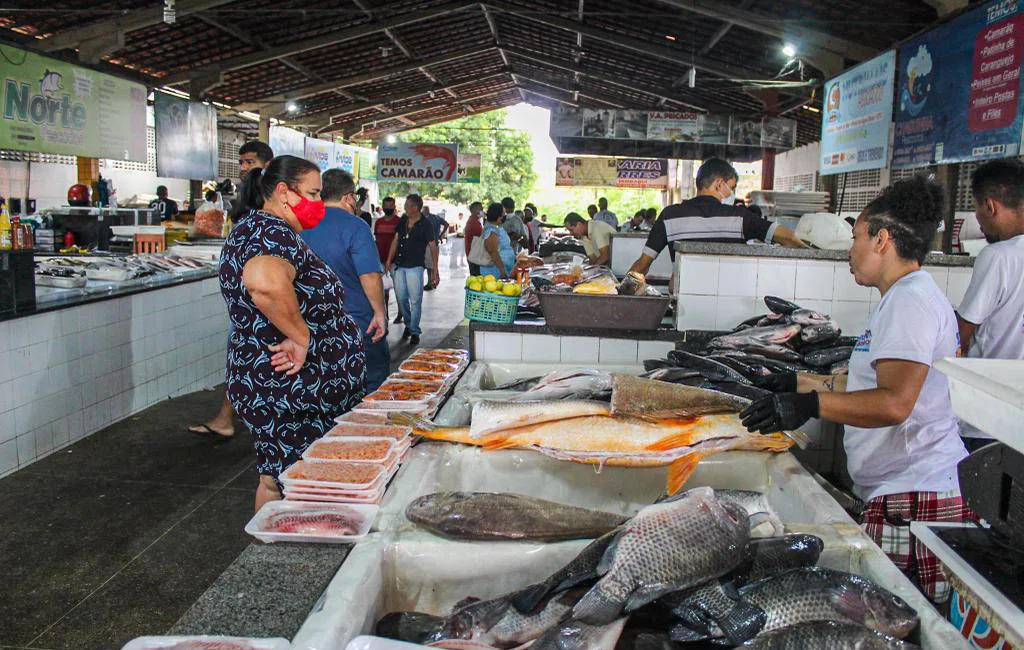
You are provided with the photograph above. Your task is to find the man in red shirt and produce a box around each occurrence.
[464,201,484,275]
[373,196,401,322]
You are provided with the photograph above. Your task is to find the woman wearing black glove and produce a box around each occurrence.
[742,177,973,605]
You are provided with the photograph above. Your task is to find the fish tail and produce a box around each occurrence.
[510,581,555,615]
[572,580,626,625]
[388,413,473,443]
[666,452,709,495]
[646,431,699,451]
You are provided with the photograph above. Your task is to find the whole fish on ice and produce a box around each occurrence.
[572,487,749,624]
[405,492,627,542]
[739,620,921,649]
[393,412,794,495]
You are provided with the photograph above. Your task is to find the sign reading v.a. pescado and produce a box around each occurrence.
[1,45,147,160]
[378,142,459,182]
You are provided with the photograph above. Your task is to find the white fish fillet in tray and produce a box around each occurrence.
[121,636,290,650]
[245,500,378,544]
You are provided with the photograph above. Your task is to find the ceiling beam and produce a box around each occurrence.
[36,0,237,52]
[337,87,517,135]
[161,1,476,86]
[516,74,623,109]
[918,0,968,16]
[502,45,729,113]
[488,4,770,84]
[700,0,755,55]
[520,87,579,109]
[194,14,364,99]
[235,45,495,112]
[299,71,510,125]
[650,0,874,62]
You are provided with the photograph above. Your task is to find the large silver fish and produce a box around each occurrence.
[572,487,749,624]
[468,399,612,439]
[512,369,614,401]
[738,568,918,638]
[672,567,918,644]
[739,620,921,649]
[405,492,627,542]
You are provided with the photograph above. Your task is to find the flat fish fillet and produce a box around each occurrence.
[263,511,359,536]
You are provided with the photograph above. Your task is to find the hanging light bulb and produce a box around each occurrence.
[782,43,797,58]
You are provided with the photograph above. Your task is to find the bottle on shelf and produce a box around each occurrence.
[11,214,20,250]
[63,229,75,249]
[0,200,12,250]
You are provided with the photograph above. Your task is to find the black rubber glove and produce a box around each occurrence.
[752,371,798,392]
[740,392,820,434]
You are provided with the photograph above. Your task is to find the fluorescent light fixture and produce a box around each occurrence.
[665,34,676,41]
[286,102,298,113]
[782,43,797,58]
[803,105,821,113]
[385,134,398,144]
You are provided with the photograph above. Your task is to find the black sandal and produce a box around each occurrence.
[188,424,235,444]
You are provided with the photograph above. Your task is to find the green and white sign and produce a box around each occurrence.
[0,45,147,160]
[457,152,481,183]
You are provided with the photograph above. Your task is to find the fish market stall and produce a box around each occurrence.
[0,252,228,477]
[274,361,968,650]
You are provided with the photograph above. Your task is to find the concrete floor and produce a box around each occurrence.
[0,251,471,650]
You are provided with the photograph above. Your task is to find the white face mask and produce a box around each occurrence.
[721,193,736,205]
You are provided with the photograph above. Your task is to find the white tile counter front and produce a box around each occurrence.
[0,277,230,478]
[673,244,974,334]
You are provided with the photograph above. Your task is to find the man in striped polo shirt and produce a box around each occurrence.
[628,158,804,276]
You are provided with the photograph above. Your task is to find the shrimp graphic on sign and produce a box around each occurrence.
[379,142,460,182]
[409,144,457,181]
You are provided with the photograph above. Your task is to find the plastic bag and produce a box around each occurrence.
[572,270,618,295]
[192,195,225,238]
[382,272,394,291]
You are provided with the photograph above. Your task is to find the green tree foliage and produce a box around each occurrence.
[531,187,663,226]
[377,109,537,207]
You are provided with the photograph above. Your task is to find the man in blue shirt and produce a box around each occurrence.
[301,169,389,391]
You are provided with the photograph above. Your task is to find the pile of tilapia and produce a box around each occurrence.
[395,374,802,495]
[380,487,921,650]
[642,296,856,402]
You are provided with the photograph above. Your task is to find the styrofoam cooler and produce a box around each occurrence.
[291,524,969,650]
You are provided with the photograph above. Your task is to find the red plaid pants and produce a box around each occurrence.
[861,489,977,604]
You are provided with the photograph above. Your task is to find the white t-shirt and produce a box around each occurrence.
[844,270,968,501]
[956,234,1024,438]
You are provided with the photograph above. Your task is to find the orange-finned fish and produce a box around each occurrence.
[389,413,793,494]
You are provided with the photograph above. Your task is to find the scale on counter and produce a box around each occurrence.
[911,358,1024,648]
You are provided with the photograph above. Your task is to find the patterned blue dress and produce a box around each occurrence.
[219,210,366,484]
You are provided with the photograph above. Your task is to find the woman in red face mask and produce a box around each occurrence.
[221,155,367,510]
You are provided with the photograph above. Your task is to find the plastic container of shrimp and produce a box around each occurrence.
[336,410,394,425]
[245,500,378,544]
[121,636,291,650]
[280,460,390,491]
[325,423,413,442]
[303,437,398,464]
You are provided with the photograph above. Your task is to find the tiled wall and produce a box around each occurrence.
[474,331,677,366]
[675,255,973,334]
[0,277,230,478]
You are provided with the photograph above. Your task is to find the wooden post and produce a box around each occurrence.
[259,113,270,142]
[761,150,776,190]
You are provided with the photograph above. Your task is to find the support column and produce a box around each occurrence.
[935,163,958,254]
[259,113,270,143]
[761,150,776,190]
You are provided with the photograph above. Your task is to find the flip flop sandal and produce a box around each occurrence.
[188,424,234,444]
